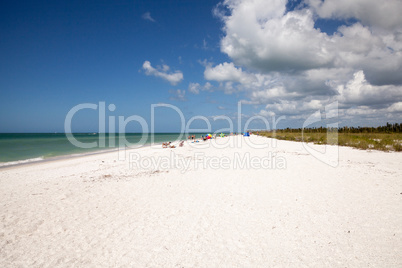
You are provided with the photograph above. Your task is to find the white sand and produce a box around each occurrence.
[0,135,401,267]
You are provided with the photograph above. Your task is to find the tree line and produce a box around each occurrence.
[264,123,402,133]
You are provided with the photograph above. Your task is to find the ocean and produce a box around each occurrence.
[0,133,205,166]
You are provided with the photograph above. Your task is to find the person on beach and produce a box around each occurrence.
[162,142,171,148]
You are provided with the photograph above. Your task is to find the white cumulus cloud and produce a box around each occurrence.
[388,102,402,112]
[218,0,334,72]
[204,62,255,83]
[142,61,183,85]
[215,0,402,84]
[207,0,402,124]
[169,89,186,101]
[188,83,200,94]
[307,0,402,30]
[188,82,214,95]
[334,70,402,106]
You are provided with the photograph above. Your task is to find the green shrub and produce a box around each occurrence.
[393,143,402,152]
[258,130,402,152]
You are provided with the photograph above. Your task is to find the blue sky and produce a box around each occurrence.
[1,0,402,132]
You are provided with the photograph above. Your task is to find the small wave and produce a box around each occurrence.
[0,157,44,167]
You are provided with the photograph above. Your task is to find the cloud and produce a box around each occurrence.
[331,23,402,85]
[307,0,402,30]
[204,62,343,98]
[203,82,213,92]
[208,0,402,125]
[247,86,301,105]
[169,89,186,101]
[188,83,200,94]
[142,12,156,22]
[218,1,334,72]
[388,102,402,112]
[204,62,255,83]
[216,0,402,83]
[265,99,324,115]
[334,70,402,106]
[142,61,183,85]
[187,82,214,94]
[259,110,275,117]
[252,69,402,123]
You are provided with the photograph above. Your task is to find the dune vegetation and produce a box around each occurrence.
[258,123,402,152]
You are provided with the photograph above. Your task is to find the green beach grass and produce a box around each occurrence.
[258,123,402,152]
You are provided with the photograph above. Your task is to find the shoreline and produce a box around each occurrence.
[0,132,209,168]
[1,135,401,266]
[2,133,398,170]
[0,138,188,170]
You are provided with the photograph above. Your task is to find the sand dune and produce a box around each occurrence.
[0,135,401,267]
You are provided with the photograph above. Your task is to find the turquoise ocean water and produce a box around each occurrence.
[0,133,205,166]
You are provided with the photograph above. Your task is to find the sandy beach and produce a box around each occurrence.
[0,135,401,267]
